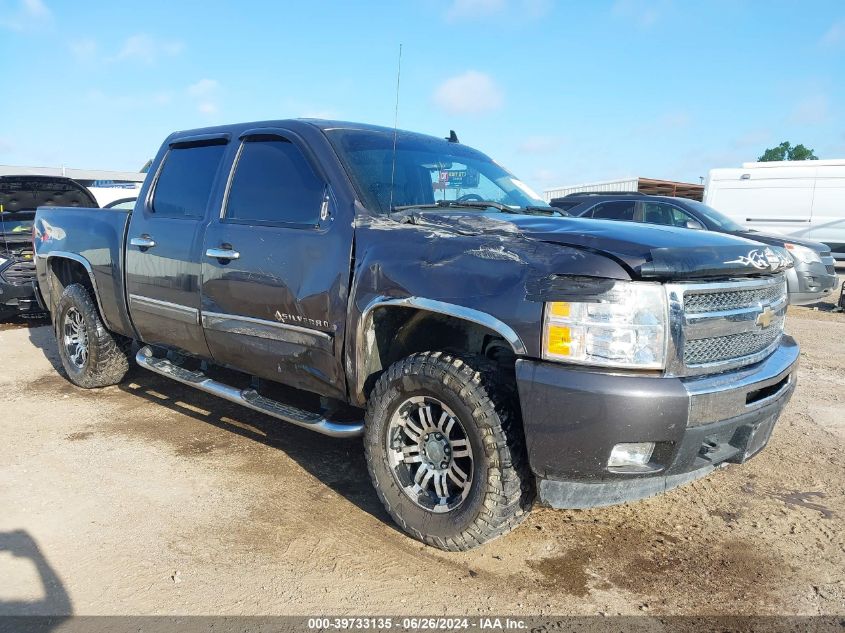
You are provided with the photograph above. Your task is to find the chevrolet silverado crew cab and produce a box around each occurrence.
[34,120,799,550]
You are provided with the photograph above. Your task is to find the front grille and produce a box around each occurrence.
[671,276,787,375]
[684,313,784,365]
[1,259,37,285]
[684,281,785,314]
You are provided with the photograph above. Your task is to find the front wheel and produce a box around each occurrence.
[55,284,130,388]
[364,352,533,551]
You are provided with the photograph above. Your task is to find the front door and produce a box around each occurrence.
[125,136,228,357]
[200,130,353,400]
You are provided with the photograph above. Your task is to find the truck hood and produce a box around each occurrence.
[729,229,831,254]
[408,211,793,280]
[0,175,98,214]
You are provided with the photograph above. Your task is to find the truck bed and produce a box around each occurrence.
[34,206,134,337]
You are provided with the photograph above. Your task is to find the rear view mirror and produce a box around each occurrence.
[686,219,705,230]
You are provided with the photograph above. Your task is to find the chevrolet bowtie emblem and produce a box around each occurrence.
[756,306,775,329]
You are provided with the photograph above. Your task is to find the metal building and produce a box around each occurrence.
[545,177,704,202]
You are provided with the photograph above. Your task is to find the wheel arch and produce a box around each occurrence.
[45,253,112,329]
[352,296,527,406]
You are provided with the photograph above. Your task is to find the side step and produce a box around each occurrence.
[135,346,364,438]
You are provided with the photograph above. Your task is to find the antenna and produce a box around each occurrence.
[388,43,402,213]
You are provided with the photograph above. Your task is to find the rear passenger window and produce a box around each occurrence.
[589,201,636,221]
[152,143,226,218]
[225,137,325,226]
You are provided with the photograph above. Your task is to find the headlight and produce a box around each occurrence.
[0,257,7,267]
[785,243,822,265]
[543,281,668,369]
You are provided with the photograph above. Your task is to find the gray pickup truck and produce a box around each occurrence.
[34,120,799,550]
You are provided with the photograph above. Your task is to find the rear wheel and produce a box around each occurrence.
[364,352,533,551]
[55,284,131,388]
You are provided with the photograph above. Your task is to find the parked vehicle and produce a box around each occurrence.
[704,159,845,259]
[34,120,799,550]
[550,192,837,306]
[1,175,99,320]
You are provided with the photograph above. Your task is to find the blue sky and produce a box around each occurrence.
[1,0,844,193]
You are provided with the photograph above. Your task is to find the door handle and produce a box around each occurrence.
[130,236,156,248]
[205,247,240,260]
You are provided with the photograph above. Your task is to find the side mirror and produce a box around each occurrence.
[685,219,705,230]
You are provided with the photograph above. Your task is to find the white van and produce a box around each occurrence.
[704,159,845,258]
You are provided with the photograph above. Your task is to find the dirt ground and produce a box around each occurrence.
[0,280,843,617]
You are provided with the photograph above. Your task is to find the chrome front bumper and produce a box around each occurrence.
[683,335,799,427]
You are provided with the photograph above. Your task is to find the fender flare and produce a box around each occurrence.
[45,251,113,331]
[352,295,527,403]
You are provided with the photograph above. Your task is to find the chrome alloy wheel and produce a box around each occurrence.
[386,395,474,513]
[63,307,89,369]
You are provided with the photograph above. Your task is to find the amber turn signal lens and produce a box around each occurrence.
[546,324,572,356]
[548,302,570,318]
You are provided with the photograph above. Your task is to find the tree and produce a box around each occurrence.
[758,141,818,162]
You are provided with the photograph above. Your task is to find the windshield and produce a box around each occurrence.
[684,200,744,232]
[326,128,550,214]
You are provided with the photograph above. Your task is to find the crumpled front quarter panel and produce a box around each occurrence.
[347,214,631,402]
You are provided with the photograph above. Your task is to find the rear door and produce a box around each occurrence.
[125,135,228,357]
[200,129,353,400]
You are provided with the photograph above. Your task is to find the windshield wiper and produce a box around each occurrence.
[391,200,516,214]
[522,206,567,217]
[391,200,565,216]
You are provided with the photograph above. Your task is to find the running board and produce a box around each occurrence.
[135,346,364,438]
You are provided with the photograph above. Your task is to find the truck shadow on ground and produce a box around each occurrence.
[0,530,72,620]
[21,324,399,534]
[115,366,399,532]
[25,319,63,374]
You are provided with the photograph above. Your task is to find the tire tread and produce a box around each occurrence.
[364,351,534,551]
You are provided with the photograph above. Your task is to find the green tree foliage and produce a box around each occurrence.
[758,142,819,162]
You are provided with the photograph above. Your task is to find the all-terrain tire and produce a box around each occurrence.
[54,283,131,388]
[364,351,534,551]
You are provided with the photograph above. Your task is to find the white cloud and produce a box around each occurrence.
[69,38,97,61]
[517,135,564,154]
[790,94,831,125]
[1,0,51,31]
[187,78,219,97]
[819,19,845,48]
[433,71,503,115]
[23,0,48,17]
[115,33,184,64]
[197,102,218,115]
[187,79,221,116]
